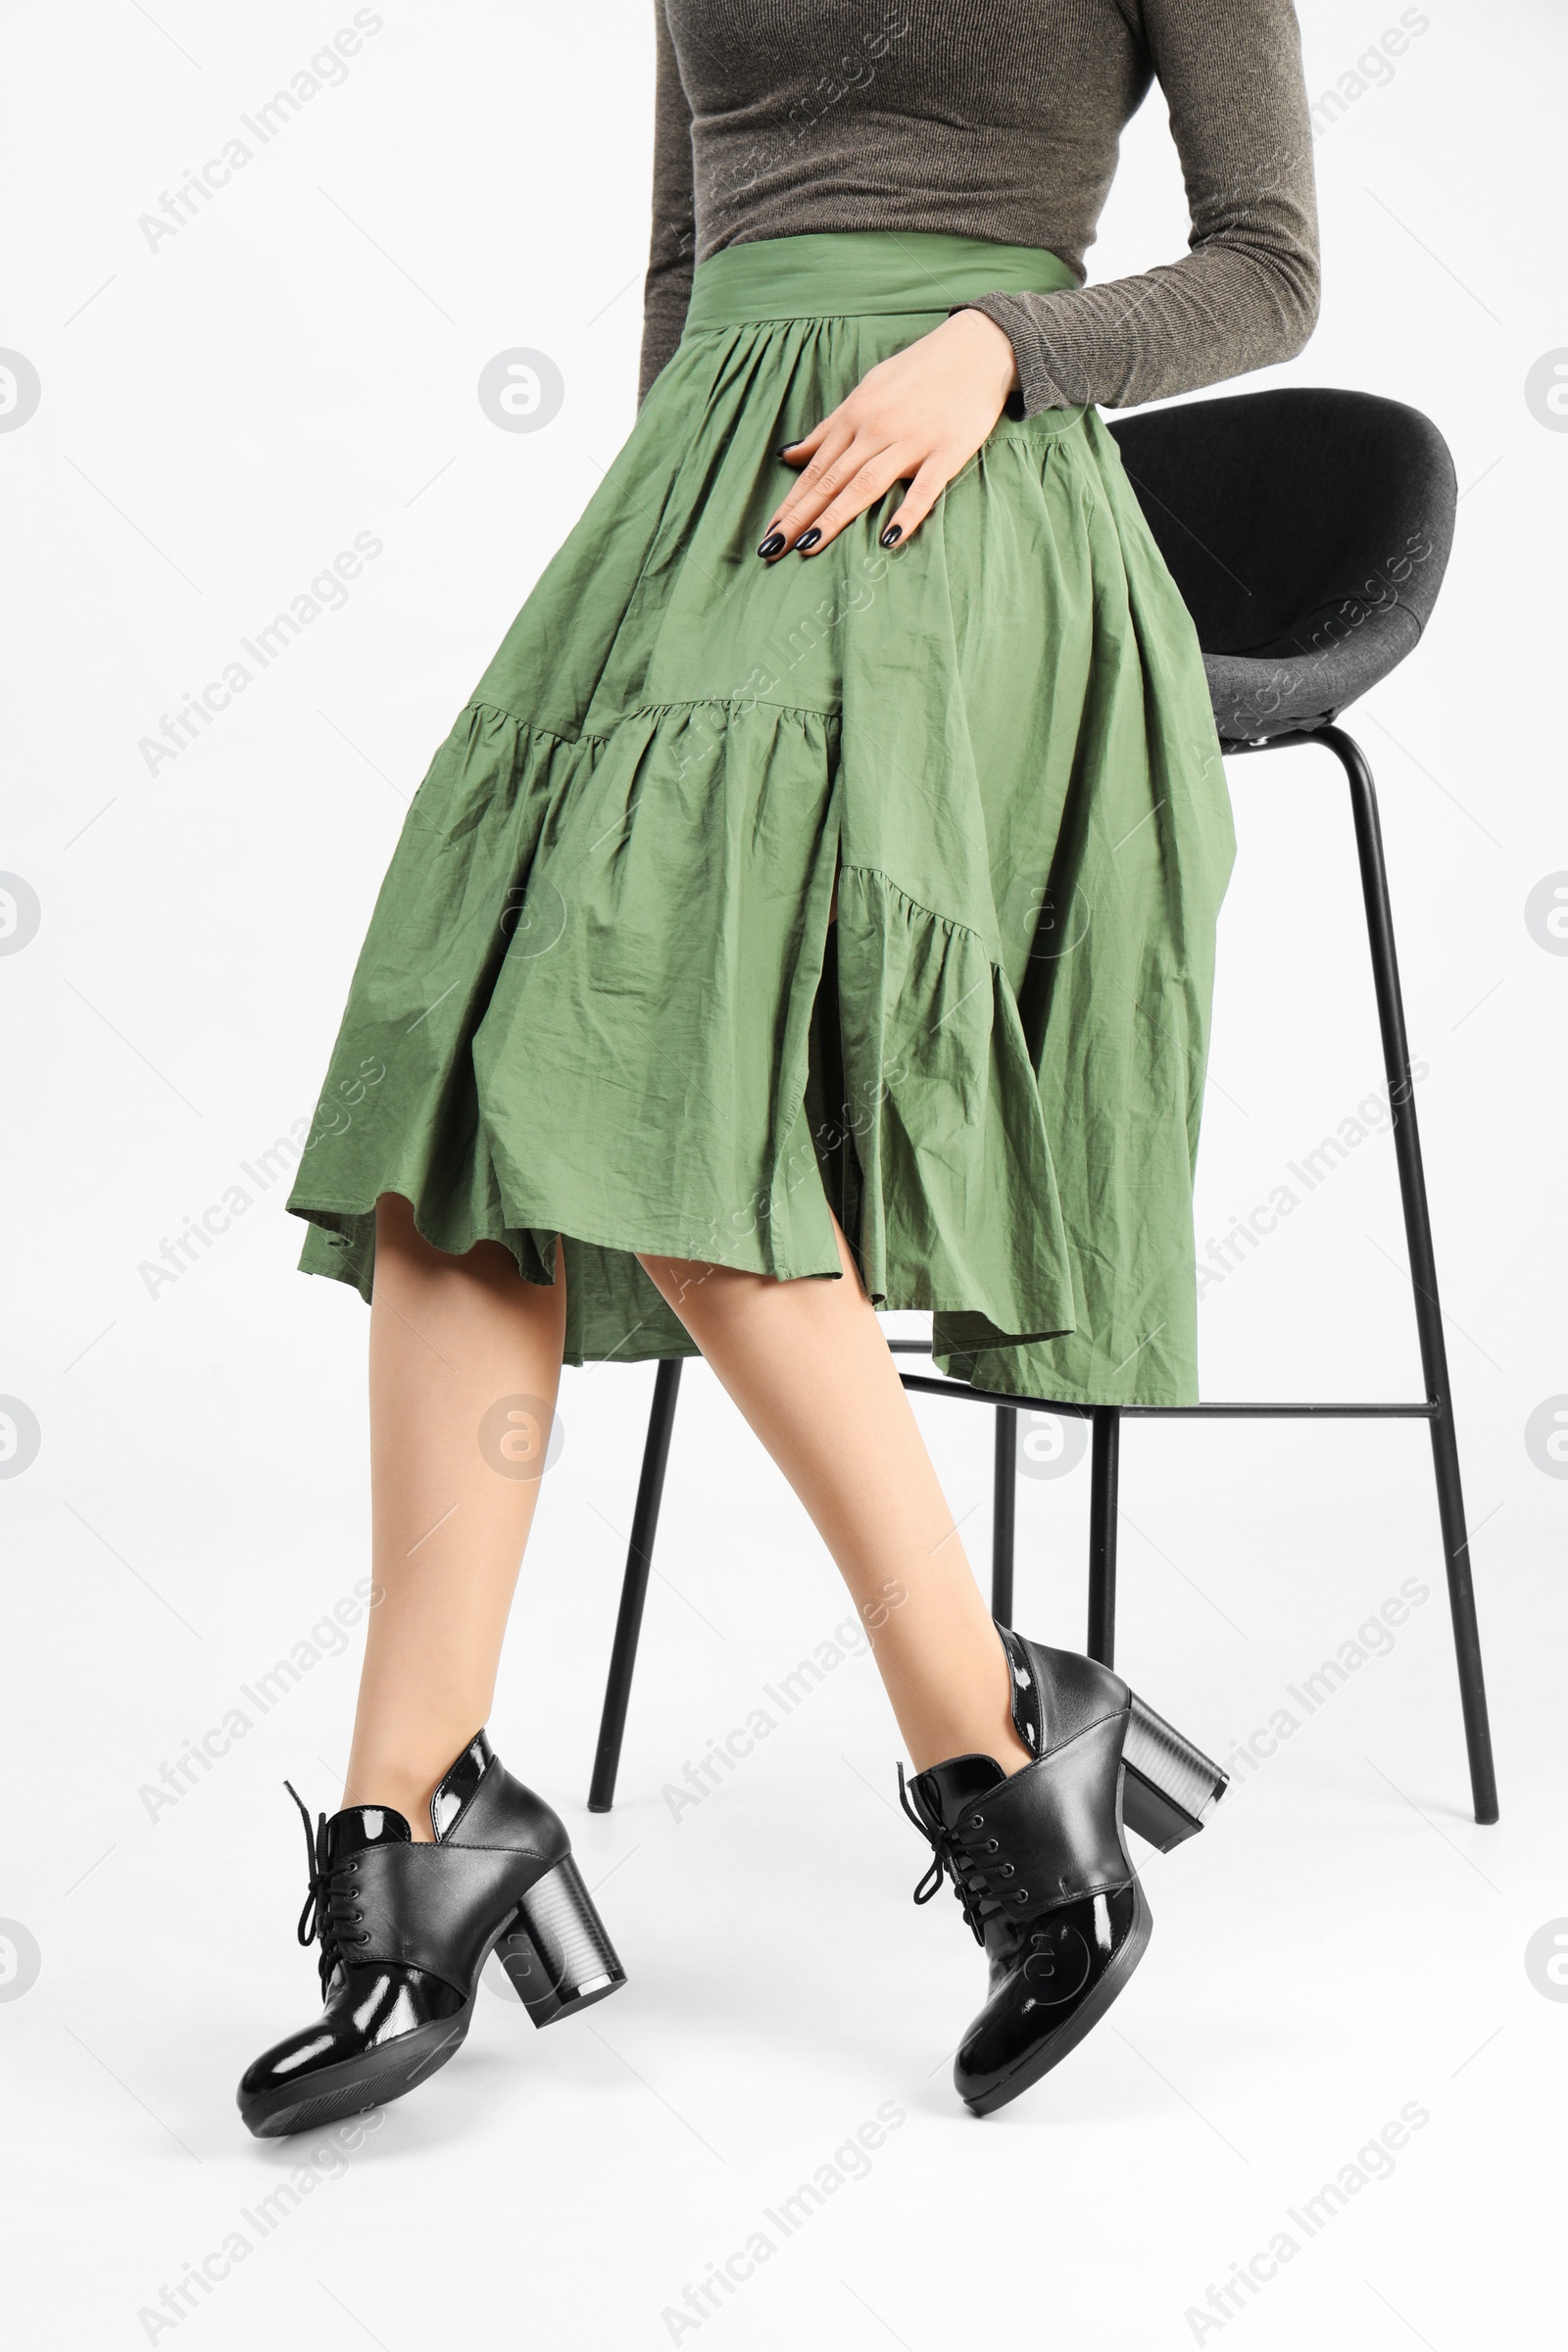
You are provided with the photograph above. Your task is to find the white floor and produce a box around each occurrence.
[6,1331,1562,2351]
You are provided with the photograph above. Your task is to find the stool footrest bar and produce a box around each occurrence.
[895,1372,1437,1420]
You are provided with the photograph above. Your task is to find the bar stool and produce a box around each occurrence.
[585,388,1498,1828]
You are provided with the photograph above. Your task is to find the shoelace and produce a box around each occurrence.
[285,1782,370,1990]
[897,1763,1032,1945]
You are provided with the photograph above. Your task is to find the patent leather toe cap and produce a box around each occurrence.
[956,1886,1149,2112]
[238,1965,465,2102]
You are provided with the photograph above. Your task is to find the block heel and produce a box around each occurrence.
[496,1854,627,2027]
[1121,1691,1228,1850]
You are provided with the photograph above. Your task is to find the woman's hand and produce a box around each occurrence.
[758,308,1020,561]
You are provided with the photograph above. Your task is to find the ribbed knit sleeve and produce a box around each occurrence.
[638,0,697,406]
[960,0,1319,412]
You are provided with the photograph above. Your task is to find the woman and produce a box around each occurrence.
[239,0,1318,2136]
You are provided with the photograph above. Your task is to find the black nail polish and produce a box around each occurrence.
[796,527,822,553]
[774,443,798,461]
[880,523,903,548]
[757,531,786,559]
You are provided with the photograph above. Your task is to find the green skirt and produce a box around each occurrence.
[287,230,1234,1407]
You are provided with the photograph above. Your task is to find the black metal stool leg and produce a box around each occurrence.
[991,1406,1016,1623]
[588,1358,684,1813]
[1326,724,1498,1824]
[1087,1405,1120,1665]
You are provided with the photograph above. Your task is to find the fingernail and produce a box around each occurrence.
[880,523,903,548]
[796,527,822,553]
[757,531,786,559]
[774,444,798,461]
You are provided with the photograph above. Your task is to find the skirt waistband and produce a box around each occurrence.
[683,230,1078,332]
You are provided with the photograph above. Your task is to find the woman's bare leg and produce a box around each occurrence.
[638,1222,1031,1775]
[343,1194,567,1838]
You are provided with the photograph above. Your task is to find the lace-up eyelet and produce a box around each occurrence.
[283,1782,385,1989]
[1000,1863,1014,1878]
[1015,1889,1029,1903]
[985,1838,1001,1853]
[896,1764,988,1947]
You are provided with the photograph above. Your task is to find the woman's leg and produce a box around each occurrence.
[638,1222,1031,1776]
[343,1194,567,1838]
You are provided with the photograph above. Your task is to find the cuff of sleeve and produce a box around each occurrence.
[954,295,1082,416]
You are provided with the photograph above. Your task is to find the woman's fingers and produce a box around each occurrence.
[786,445,916,554]
[762,429,956,559]
[777,418,827,466]
[761,420,862,552]
[763,420,925,557]
[877,454,957,549]
[760,310,1015,560]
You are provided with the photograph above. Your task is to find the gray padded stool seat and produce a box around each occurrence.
[1108,388,1456,743]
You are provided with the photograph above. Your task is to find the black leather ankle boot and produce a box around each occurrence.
[237,1730,624,2138]
[900,1628,1226,2117]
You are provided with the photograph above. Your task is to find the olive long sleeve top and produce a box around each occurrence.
[639,0,1319,413]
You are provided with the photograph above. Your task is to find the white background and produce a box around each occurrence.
[3,3,1565,2346]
